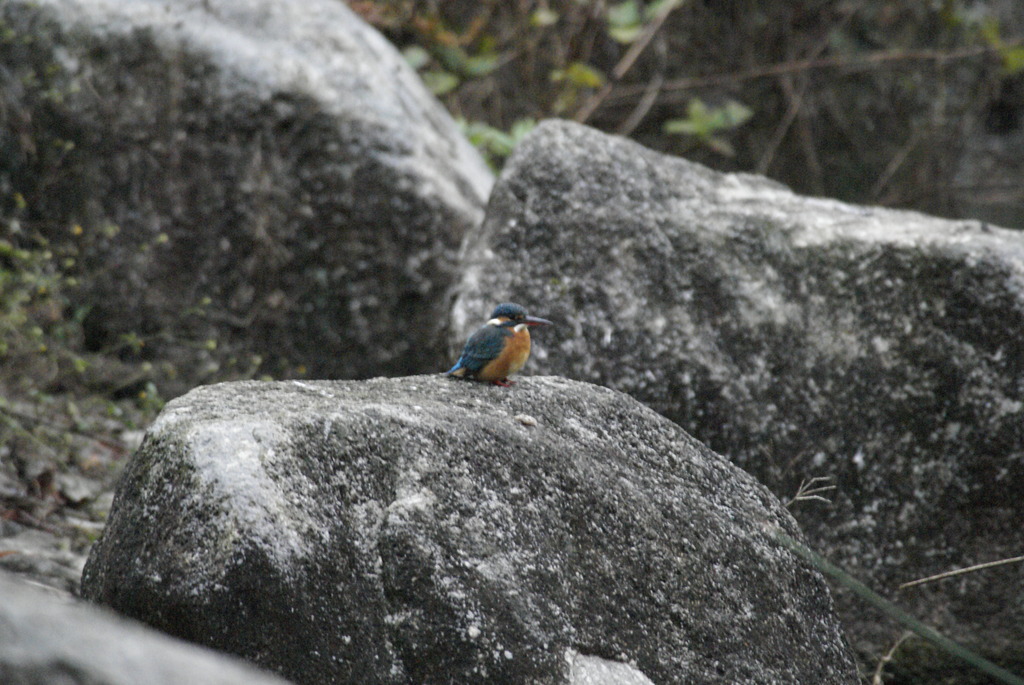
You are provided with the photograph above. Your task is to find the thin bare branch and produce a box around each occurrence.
[871,129,923,201]
[606,44,1007,106]
[575,0,688,124]
[756,73,807,175]
[776,3,858,192]
[872,632,914,685]
[899,555,1024,591]
[616,37,667,136]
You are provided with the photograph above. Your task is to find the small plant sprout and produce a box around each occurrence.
[786,475,836,508]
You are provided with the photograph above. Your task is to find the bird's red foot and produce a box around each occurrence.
[492,378,515,387]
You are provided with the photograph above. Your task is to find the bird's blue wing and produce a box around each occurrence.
[448,325,510,374]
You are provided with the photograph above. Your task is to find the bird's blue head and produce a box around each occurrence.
[488,302,552,328]
[490,303,527,320]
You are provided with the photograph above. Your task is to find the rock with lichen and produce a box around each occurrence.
[0,0,491,392]
[82,376,858,685]
[451,119,1024,682]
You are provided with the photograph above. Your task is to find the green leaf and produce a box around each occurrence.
[608,0,641,28]
[551,89,577,114]
[433,43,500,78]
[531,8,559,27]
[463,53,500,77]
[938,0,964,28]
[664,98,752,156]
[609,24,643,43]
[0,239,30,262]
[667,98,752,137]
[421,69,460,95]
[434,44,468,72]
[459,118,537,169]
[508,118,537,140]
[462,121,512,154]
[608,0,642,43]
[644,0,683,21]
[705,136,737,157]
[1001,46,1024,74]
[687,97,710,120]
[721,100,754,126]
[980,17,1002,48]
[553,61,605,88]
[402,45,430,70]
[478,35,498,54]
[663,118,700,135]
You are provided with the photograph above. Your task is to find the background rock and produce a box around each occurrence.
[452,119,1024,681]
[0,0,492,393]
[0,570,293,685]
[81,376,858,685]
[0,525,85,594]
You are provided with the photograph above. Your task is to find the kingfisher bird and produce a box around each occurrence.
[446,303,552,387]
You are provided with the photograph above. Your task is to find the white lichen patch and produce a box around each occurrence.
[566,650,656,685]
[177,420,314,568]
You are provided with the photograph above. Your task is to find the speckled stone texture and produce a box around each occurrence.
[452,119,1024,681]
[81,376,857,685]
[0,0,491,389]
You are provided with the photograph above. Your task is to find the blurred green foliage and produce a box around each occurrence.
[664,98,753,157]
[0,233,78,367]
[356,0,1024,226]
[607,0,683,43]
[459,118,537,169]
[0,14,168,507]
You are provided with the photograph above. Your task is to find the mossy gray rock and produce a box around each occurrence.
[0,0,491,391]
[452,119,1024,681]
[81,376,857,684]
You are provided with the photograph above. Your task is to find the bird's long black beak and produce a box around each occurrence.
[524,316,552,327]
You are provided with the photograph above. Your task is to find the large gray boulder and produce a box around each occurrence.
[81,376,858,685]
[0,571,292,685]
[452,119,1024,681]
[0,0,491,391]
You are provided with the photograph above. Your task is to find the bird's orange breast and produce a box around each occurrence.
[477,327,531,381]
